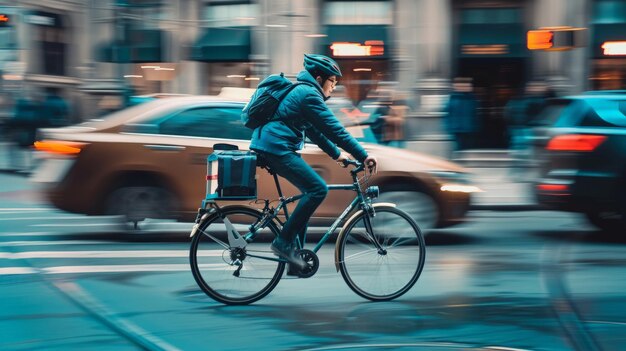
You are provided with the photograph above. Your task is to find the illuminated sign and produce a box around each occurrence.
[527,30,554,50]
[0,14,10,27]
[462,44,509,55]
[602,41,626,56]
[527,27,587,51]
[331,40,384,57]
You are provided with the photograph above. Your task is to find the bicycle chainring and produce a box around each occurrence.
[296,249,319,278]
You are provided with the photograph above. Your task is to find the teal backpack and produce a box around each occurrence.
[241,73,311,129]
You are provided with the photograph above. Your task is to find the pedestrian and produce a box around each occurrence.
[250,54,378,271]
[7,93,39,171]
[444,77,479,151]
[42,88,70,127]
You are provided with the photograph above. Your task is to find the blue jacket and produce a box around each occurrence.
[250,70,368,162]
[444,92,479,133]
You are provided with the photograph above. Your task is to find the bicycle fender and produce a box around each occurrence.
[189,210,218,238]
[334,202,396,272]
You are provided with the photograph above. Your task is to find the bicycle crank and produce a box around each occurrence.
[292,249,319,278]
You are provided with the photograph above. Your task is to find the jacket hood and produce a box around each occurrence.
[296,70,329,101]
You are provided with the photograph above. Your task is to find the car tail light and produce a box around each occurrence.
[34,140,87,155]
[546,134,607,152]
[537,184,569,192]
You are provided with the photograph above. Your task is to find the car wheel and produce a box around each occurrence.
[585,210,626,233]
[105,186,176,228]
[376,188,439,232]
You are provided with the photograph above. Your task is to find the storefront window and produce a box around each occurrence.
[592,0,626,24]
[203,2,259,27]
[461,8,521,24]
[590,59,626,90]
[323,1,392,25]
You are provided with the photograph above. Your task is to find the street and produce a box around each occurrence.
[1,172,625,351]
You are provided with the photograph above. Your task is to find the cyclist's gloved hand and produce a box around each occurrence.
[364,156,378,175]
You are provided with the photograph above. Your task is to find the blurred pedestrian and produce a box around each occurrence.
[444,77,479,151]
[42,88,70,127]
[504,81,550,180]
[7,93,39,171]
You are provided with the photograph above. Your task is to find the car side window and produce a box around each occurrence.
[159,107,252,140]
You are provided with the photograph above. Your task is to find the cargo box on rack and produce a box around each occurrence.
[204,149,257,205]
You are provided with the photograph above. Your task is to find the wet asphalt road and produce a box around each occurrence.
[1,173,625,351]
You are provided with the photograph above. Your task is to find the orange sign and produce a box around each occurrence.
[602,41,626,56]
[331,41,384,57]
[527,30,554,50]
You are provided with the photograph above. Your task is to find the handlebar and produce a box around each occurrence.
[341,158,365,175]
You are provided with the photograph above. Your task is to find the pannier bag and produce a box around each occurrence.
[204,149,257,203]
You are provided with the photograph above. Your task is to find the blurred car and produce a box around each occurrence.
[33,96,476,231]
[534,92,626,232]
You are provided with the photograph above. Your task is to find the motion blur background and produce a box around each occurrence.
[0,0,624,157]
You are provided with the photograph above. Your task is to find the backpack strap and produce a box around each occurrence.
[257,81,315,138]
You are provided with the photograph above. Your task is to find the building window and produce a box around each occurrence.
[461,8,521,24]
[203,3,259,27]
[592,0,626,24]
[323,1,392,25]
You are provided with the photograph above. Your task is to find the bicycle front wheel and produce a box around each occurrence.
[337,205,425,301]
[190,205,285,305]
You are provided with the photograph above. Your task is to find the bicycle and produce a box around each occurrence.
[189,157,426,305]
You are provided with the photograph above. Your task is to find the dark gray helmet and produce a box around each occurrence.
[303,54,342,77]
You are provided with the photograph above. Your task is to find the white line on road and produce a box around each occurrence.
[0,250,223,259]
[0,267,38,275]
[0,216,90,221]
[1,240,119,246]
[31,223,122,227]
[0,208,52,212]
[0,263,234,275]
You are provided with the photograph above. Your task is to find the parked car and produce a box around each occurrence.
[33,96,476,231]
[534,92,626,232]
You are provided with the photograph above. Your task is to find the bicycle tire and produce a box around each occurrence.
[189,205,285,305]
[337,205,425,301]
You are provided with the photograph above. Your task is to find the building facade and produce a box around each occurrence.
[1,0,625,154]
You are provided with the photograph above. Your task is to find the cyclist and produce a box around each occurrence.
[251,54,377,270]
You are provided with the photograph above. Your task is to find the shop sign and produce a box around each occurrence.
[0,14,11,27]
[602,41,626,56]
[462,44,509,55]
[331,41,384,57]
[527,27,587,51]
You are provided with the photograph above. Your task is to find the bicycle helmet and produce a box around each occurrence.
[304,54,342,77]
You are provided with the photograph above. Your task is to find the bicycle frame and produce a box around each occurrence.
[192,162,383,263]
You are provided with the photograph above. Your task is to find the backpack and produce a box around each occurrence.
[241,73,310,129]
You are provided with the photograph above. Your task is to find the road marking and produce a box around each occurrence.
[0,250,223,259]
[1,240,118,247]
[2,231,69,237]
[0,267,38,275]
[31,223,122,227]
[0,216,89,221]
[0,208,52,212]
[0,263,238,275]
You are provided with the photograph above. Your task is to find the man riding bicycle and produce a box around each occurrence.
[250,54,377,270]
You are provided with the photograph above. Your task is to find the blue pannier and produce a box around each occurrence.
[204,149,257,204]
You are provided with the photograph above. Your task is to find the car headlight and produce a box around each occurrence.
[428,171,482,193]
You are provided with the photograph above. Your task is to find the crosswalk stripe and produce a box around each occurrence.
[0,264,229,275]
[0,250,223,259]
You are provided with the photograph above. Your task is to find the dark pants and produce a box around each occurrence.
[259,151,328,244]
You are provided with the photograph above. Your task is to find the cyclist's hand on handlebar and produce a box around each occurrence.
[364,156,378,175]
[336,152,351,168]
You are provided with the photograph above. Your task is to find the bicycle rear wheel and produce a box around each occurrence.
[337,205,425,301]
[189,205,285,305]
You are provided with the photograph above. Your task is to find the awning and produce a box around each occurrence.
[458,23,526,58]
[322,25,390,60]
[190,27,251,62]
[592,23,626,58]
[96,29,164,63]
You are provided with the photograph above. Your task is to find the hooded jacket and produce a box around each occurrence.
[250,70,368,162]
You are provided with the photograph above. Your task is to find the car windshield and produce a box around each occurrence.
[78,99,173,127]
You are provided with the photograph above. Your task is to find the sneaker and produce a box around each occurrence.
[270,238,306,270]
